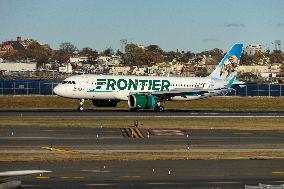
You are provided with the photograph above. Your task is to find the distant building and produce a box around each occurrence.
[96,55,122,66]
[0,62,36,73]
[109,66,130,75]
[238,65,269,74]
[58,63,73,73]
[70,56,89,63]
[238,65,281,78]
[243,44,263,56]
[0,40,25,54]
[131,66,147,75]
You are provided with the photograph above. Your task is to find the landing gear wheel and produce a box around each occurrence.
[158,105,164,112]
[77,99,85,111]
[77,106,84,111]
[154,105,164,112]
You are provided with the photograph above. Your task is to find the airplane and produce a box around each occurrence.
[0,170,52,188]
[53,43,243,112]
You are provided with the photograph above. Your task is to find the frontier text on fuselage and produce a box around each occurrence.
[92,78,171,91]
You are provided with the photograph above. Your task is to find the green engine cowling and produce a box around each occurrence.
[128,94,155,110]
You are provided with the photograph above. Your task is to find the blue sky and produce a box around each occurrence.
[0,0,283,52]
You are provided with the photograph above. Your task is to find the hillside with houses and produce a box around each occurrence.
[1,37,284,83]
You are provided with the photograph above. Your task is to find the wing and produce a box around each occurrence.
[0,170,52,182]
[151,88,232,100]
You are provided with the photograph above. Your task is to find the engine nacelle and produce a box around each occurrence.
[92,99,119,107]
[128,94,155,110]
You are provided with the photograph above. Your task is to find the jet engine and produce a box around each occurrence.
[92,99,119,107]
[128,94,155,110]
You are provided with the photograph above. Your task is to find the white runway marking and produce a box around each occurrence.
[79,115,283,118]
[4,115,283,118]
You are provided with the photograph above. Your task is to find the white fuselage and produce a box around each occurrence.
[53,74,225,101]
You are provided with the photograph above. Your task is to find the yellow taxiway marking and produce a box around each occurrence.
[120,128,144,138]
[272,172,284,175]
[41,146,80,154]
[35,176,49,179]
[73,176,85,179]
[134,127,144,138]
[130,127,139,138]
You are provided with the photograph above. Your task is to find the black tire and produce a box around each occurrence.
[158,106,164,112]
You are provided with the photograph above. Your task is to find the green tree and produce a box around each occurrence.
[27,41,51,64]
[124,44,164,65]
[101,48,114,56]
[53,42,77,63]
[269,50,284,63]
[115,49,123,56]
[124,44,145,65]
[52,50,70,63]
[198,48,224,64]
[2,50,27,62]
[144,44,163,64]
[163,51,180,62]
[195,67,208,77]
[252,51,264,64]
[180,51,195,63]
[59,42,77,55]
[240,53,253,65]
[79,47,98,62]
[146,45,163,54]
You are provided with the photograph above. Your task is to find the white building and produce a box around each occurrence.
[96,56,110,63]
[58,63,73,73]
[0,62,36,73]
[243,44,263,56]
[69,56,89,63]
[132,66,147,75]
[238,65,281,78]
[109,66,130,75]
[96,55,122,66]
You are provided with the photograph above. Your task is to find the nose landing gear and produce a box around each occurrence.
[154,102,164,112]
[77,99,85,111]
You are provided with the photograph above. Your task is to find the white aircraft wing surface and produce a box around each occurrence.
[0,170,52,177]
[151,88,232,99]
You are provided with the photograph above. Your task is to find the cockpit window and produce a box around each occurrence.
[62,81,76,84]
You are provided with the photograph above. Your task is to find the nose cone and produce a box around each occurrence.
[53,84,64,96]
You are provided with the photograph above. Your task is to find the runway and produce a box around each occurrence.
[1,110,284,188]
[2,160,284,189]
[0,109,284,119]
[1,126,284,153]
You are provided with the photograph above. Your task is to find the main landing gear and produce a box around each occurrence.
[154,102,164,112]
[77,99,84,111]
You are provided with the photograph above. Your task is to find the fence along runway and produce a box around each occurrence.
[1,79,284,96]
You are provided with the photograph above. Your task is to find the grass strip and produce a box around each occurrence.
[1,152,284,162]
[0,118,283,130]
[0,96,283,111]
